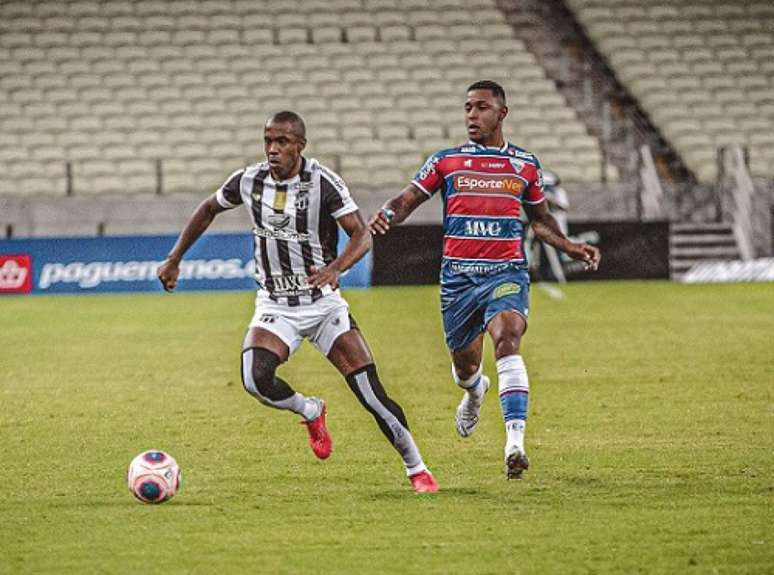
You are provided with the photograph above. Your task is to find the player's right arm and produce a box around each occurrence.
[368,183,428,235]
[159,169,243,291]
[157,195,228,292]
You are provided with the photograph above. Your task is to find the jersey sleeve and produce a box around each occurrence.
[319,166,358,219]
[215,169,245,209]
[411,151,444,197]
[523,159,546,205]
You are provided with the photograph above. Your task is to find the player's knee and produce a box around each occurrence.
[494,336,522,358]
[492,325,524,357]
[454,362,481,381]
[490,311,526,356]
[241,347,281,402]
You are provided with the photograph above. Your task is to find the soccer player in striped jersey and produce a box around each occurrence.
[158,111,438,493]
[369,81,600,479]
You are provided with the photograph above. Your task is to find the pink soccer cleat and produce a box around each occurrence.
[302,399,332,460]
[409,470,439,493]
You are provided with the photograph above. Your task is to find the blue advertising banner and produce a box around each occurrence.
[0,233,371,295]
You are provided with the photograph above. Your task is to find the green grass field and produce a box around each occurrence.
[1,282,772,574]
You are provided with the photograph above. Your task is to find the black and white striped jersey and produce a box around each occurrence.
[215,156,358,306]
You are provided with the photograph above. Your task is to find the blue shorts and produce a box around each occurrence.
[440,265,530,352]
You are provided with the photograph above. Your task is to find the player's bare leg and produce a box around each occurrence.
[487,311,530,479]
[451,334,490,437]
[328,329,438,493]
[241,327,331,459]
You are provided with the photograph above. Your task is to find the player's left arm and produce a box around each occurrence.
[308,210,372,289]
[524,201,601,271]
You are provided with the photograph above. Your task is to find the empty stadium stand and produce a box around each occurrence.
[0,0,613,199]
[565,0,774,183]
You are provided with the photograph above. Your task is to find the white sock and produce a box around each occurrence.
[406,461,429,477]
[298,396,321,421]
[452,363,485,401]
[505,419,526,452]
[497,355,529,453]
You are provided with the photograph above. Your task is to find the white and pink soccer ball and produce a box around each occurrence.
[127,450,182,504]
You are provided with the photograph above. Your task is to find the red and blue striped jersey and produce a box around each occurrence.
[412,141,546,276]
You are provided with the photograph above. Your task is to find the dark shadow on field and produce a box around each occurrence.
[154,500,213,507]
[34,498,214,509]
[368,486,499,501]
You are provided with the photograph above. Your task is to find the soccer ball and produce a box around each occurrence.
[127,450,182,504]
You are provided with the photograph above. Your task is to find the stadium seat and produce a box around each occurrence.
[0,32,34,49]
[317,82,349,98]
[0,101,23,120]
[2,116,35,134]
[36,32,70,48]
[57,100,92,118]
[277,28,308,44]
[376,124,411,141]
[381,25,412,42]
[567,0,774,181]
[0,73,33,91]
[0,0,614,197]
[312,27,342,44]
[241,28,273,45]
[61,141,99,161]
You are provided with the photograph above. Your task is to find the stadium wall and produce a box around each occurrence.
[0,220,669,296]
[372,221,670,285]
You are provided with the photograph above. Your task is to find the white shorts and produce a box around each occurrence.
[248,290,354,357]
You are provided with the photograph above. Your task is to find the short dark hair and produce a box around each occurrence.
[267,110,306,141]
[467,80,506,106]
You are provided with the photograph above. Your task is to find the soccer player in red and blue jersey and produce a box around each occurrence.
[369,81,600,479]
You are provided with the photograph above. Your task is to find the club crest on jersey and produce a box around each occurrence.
[508,158,525,173]
[294,191,309,210]
[267,213,291,229]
